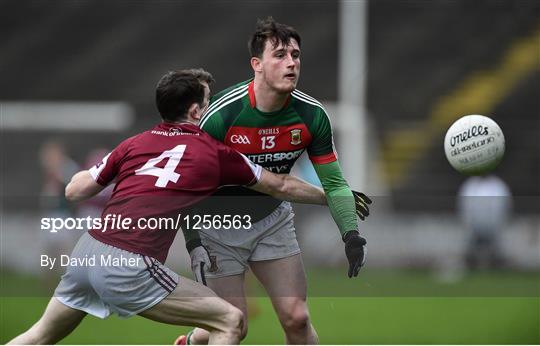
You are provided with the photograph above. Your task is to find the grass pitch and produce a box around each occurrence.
[1,269,538,344]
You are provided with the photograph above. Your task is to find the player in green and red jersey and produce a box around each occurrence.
[177,17,371,345]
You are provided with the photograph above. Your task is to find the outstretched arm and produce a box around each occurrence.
[312,160,358,236]
[65,170,105,202]
[313,160,370,278]
[248,169,327,205]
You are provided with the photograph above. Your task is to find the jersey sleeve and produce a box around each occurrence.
[313,160,358,235]
[217,143,262,187]
[307,108,338,164]
[88,137,133,186]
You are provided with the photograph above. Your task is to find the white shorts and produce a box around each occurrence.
[199,201,300,278]
[54,232,178,318]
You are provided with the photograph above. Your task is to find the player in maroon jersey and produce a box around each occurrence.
[8,69,328,345]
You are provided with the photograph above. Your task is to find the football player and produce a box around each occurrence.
[179,18,371,345]
[8,69,330,345]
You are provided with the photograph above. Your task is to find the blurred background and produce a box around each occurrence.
[1,0,539,344]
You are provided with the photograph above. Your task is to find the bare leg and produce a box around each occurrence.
[189,273,248,344]
[140,275,244,345]
[250,254,319,344]
[7,297,87,345]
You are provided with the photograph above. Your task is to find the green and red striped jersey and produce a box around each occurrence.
[198,79,340,221]
[200,79,337,174]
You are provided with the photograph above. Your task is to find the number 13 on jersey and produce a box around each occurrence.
[261,135,275,149]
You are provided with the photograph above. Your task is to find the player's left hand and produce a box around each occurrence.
[352,190,372,221]
[343,230,367,278]
[186,240,211,285]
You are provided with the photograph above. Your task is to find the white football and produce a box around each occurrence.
[444,115,505,175]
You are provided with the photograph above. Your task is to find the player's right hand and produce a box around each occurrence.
[352,190,372,221]
[186,240,211,285]
[343,230,367,278]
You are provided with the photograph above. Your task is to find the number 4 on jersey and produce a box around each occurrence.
[135,145,186,187]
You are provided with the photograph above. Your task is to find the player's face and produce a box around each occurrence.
[259,38,301,93]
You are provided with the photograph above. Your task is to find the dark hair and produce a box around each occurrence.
[248,16,301,58]
[155,68,214,122]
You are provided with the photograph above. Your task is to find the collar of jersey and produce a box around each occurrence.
[159,121,199,131]
[248,80,292,117]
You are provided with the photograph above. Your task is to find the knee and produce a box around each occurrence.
[238,317,248,340]
[223,305,247,340]
[280,300,310,332]
[237,312,248,341]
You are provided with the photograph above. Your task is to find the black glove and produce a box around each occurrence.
[343,231,367,278]
[352,190,372,221]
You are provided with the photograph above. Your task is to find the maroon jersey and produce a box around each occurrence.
[88,122,261,263]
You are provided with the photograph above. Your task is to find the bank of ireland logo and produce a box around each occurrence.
[290,129,302,145]
[230,134,251,144]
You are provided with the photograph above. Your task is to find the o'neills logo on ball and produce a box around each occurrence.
[450,125,489,147]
